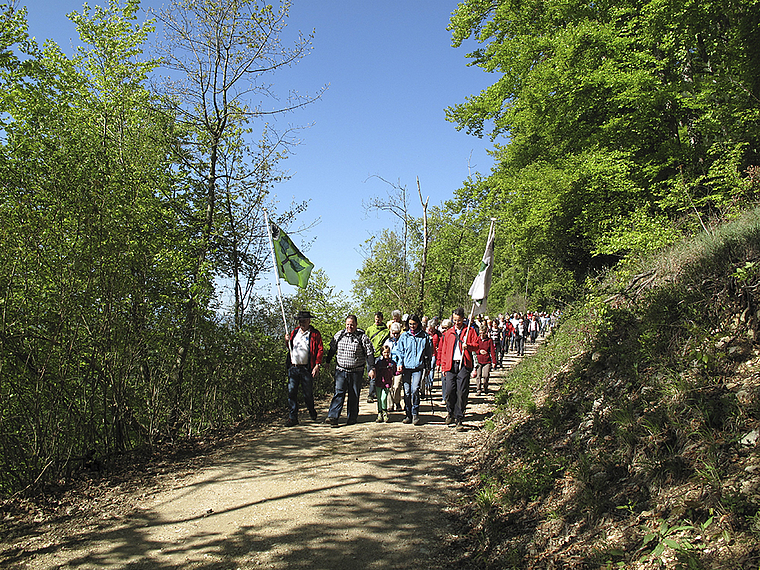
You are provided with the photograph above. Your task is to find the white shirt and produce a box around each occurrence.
[453,326,465,361]
[291,328,310,365]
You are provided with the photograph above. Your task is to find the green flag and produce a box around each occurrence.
[271,223,314,288]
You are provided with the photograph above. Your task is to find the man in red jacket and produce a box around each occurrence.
[438,307,479,431]
[285,310,324,427]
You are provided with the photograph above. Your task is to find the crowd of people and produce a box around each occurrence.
[284,308,559,431]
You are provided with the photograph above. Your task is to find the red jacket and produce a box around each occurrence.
[475,337,496,365]
[438,325,479,372]
[428,329,440,360]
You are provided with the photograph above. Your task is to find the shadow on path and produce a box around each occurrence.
[3,337,546,569]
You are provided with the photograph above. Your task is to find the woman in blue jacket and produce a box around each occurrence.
[391,314,432,425]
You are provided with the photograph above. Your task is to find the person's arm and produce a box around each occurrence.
[285,329,293,371]
[312,329,324,377]
[363,333,376,376]
[391,337,403,373]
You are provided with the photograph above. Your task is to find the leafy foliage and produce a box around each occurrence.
[0,1,320,495]
[460,207,760,568]
[445,0,760,296]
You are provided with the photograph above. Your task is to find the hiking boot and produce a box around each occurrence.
[376,413,383,423]
[402,417,412,424]
[455,420,465,432]
[445,415,454,426]
[346,418,357,426]
[412,415,420,426]
[325,416,339,427]
[383,412,390,423]
[284,418,299,427]
[476,390,483,396]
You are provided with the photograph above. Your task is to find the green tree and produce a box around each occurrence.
[447,0,760,290]
[151,0,322,422]
[0,0,187,491]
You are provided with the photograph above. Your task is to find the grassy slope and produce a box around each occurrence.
[453,210,760,569]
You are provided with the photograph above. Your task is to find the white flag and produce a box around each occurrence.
[468,220,496,313]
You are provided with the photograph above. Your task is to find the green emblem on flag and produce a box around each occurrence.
[271,223,314,289]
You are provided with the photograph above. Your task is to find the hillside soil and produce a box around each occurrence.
[0,340,543,569]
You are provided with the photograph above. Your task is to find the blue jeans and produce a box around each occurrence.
[402,368,423,419]
[328,368,362,421]
[287,365,316,421]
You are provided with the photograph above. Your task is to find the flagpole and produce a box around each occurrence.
[263,209,290,339]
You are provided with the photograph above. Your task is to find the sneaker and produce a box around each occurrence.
[455,420,465,432]
[284,418,299,427]
[325,417,339,427]
[383,412,390,423]
[367,396,375,403]
[445,415,454,426]
[376,413,383,423]
[402,417,412,424]
[412,415,420,426]
[476,390,483,396]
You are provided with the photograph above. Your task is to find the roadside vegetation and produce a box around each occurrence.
[450,209,760,569]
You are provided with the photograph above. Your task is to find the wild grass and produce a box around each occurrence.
[471,207,760,568]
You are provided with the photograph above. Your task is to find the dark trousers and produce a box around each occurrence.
[445,362,471,421]
[515,336,525,356]
[288,365,316,421]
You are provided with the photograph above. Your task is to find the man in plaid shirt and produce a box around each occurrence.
[324,315,376,426]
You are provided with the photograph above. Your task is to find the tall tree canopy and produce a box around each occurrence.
[446,0,760,297]
[0,0,322,495]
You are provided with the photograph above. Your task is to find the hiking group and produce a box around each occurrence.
[285,308,558,431]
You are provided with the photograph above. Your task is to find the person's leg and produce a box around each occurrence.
[401,369,413,421]
[380,388,390,421]
[287,367,301,421]
[410,369,422,419]
[347,371,361,422]
[378,387,388,411]
[367,374,376,403]
[428,356,436,388]
[391,373,403,409]
[445,367,459,419]
[475,363,484,393]
[302,370,316,418]
[482,363,491,393]
[454,366,471,421]
[327,369,348,420]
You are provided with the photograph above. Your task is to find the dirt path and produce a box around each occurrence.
[3,340,543,569]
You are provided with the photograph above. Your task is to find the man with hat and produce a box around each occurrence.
[285,310,324,427]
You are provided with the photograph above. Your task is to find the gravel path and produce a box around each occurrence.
[6,340,542,569]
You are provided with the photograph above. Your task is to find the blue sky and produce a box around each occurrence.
[24,0,495,303]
